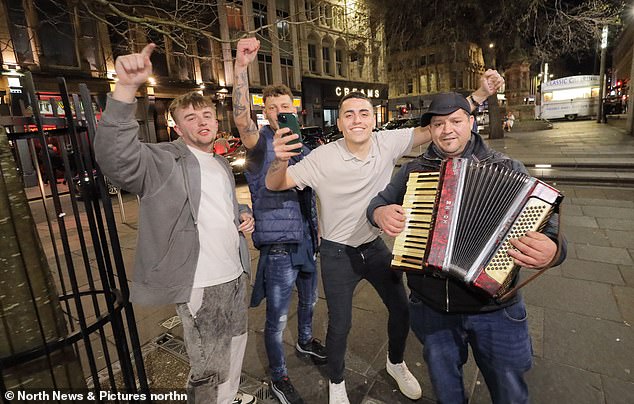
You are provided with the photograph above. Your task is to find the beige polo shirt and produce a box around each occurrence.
[288,128,414,247]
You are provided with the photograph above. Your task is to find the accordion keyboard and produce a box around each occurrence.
[391,171,440,270]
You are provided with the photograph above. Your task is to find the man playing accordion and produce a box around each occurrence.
[367,92,567,404]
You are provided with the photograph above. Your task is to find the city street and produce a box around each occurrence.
[30,118,634,403]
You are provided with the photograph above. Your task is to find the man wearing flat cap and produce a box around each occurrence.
[366,92,567,404]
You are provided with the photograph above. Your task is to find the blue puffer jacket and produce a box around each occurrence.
[245,126,318,250]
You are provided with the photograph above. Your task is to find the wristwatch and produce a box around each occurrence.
[467,95,481,110]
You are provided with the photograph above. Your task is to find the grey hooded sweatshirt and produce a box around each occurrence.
[94,95,251,305]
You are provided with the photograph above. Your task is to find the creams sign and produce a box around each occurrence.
[335,86,381,98]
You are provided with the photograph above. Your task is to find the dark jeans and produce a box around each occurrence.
[320,237,409,383]
[409,294,532,404]
[262,246,318,381]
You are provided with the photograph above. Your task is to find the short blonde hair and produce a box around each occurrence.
[169,91,216,123]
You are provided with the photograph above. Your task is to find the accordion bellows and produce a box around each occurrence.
[392,158,563,298]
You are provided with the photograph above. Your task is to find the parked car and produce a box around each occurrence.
[380,117,420,131]
[224,143,247,180]
[603,97,625,115]
[300,126,327,149]
[476,111,490,132]
[323,125,343,143]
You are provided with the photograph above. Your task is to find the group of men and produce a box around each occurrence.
[94,37,566,404]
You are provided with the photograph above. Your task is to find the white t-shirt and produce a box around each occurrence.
[188,146,242,287]
[288,128,414,247]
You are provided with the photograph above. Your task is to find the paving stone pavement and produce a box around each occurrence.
[27,119,634,403]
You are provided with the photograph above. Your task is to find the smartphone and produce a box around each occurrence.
[277,112,302,151]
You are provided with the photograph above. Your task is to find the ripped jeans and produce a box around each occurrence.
[263,245,318,381]
[175,273,248,404]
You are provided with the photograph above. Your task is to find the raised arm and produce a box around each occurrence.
[233,37,261,149]
[411,69,505,148]
[265,128,300,191]
[469,69,505,107]
[95,43,174,196]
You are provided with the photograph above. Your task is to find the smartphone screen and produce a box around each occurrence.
[277,113,302,151]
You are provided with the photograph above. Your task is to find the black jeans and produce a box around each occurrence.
[320,237,410,383]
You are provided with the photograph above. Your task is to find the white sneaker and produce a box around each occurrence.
[386,356,422,400]
[232,392,257,404]
[328,380,350,404]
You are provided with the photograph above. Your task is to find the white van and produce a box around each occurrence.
[537,75,600,120]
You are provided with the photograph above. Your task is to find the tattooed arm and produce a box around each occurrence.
[233,37,261,150]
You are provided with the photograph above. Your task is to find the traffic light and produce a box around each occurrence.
[399,106,408,115]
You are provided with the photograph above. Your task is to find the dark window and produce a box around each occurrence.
[322,46,331,75]
[258,53,273,86]
[172,33,193,81]
[336,48,344,76]
[198,38,214,83]
[107,16,130,61]
[78,14,104,72]
[428,54,436,65]
[308,43,317,73]
[35,0,78,67]
[281,58,294,88]
[253,1,266,31]
[306,0,317,21]
[6,0,33,63]
[146,30,169,77]
[407,81,413,94]
[419,56,426,66]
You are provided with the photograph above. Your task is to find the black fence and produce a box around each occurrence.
[1,72,148,402]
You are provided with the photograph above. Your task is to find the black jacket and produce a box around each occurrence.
[367,132,567,313]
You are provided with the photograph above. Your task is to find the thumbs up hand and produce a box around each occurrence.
[112,43,156,103]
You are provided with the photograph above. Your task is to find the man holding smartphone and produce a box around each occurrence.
[232,37,325,404]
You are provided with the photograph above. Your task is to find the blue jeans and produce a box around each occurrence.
[263,246,318,381]
[409,294,532,404]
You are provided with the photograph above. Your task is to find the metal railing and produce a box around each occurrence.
[1,72,148,403]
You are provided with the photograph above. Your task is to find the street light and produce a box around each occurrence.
[597,26,608,123]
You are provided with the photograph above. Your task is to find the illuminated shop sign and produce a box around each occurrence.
[334,86,381,98]
[252,94,301,108]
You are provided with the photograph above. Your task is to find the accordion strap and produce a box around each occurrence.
[497,205,565,303]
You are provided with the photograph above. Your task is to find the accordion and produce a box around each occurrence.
[392,158,563,299]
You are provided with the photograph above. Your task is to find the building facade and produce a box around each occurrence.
[386,42,485,119]
[0,0,388,147]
